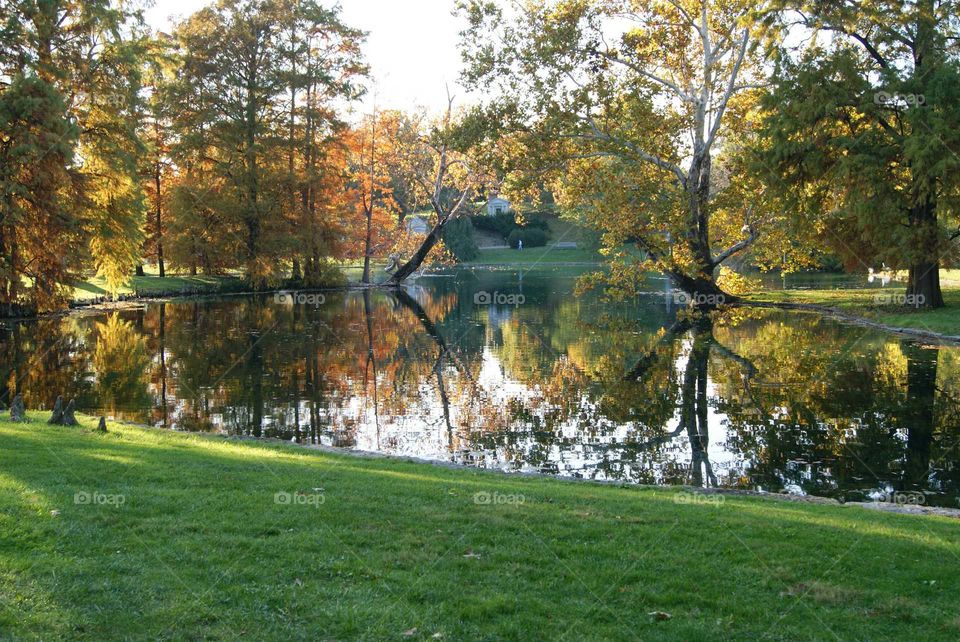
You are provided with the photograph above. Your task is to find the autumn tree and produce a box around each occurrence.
[346,109,403,284]
[459,0,773,302]
[168,0,364,287]
[139,34,176,278]
[0,75,78,313]
[387,98,489,285]
[0,0,148,307]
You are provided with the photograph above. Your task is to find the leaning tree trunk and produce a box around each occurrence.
[387,217,450,285]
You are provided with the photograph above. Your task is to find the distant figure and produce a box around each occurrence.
[868,265,892,286]
[518,239,523,251]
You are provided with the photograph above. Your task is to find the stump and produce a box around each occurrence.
[62,399,78,426]
[48,396,64,424]
[10,394,26,422]
[96,416,107,432]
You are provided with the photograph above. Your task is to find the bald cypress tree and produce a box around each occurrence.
[758,0,960,308]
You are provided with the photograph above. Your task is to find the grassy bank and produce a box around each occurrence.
[2,415,958,640]
[745,287,960,335]
[72,273,244,303]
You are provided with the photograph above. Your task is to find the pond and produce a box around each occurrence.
[2,267,959,506]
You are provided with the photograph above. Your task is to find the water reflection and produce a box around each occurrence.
[1,269,958,506]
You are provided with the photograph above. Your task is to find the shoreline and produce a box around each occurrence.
[5,271,960,347]
[110,417,960,519]
[733,299,960,345]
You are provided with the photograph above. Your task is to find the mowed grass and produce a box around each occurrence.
[2,415,959,640]
[746,287,960,336]
[72,272,244,302]
[466,246,603,265]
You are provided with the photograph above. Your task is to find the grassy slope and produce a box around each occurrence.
[466,246,603,265]
[464,215,607,265]
[2,414,958,640]
[745,287,960,335]
[72,272,244,302]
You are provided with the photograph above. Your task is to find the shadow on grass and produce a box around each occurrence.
[1,420,958,640]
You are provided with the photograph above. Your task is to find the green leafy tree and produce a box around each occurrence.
[756,0,960,308]
[0,75,79,313]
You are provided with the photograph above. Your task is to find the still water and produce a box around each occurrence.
[2,268,958,505]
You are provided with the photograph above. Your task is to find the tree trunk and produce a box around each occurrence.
[906,262,944,309]
[362,207,373,284]
[155,163,164,278]
[669,151,732,308]
[388,218,448,285]
[667,271,733,309]
[905,197,944,308]
[244,51,262,289]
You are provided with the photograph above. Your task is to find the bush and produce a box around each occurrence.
[507,228,548,249]
[518,213,550,231]
[440,217,479,262]
[471,211,517,238]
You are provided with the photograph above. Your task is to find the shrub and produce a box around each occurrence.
[518,212,550,230]
[507,227,548,249]
[471,210,517,238]
[441,217,479,261]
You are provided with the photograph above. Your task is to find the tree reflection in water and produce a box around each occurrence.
[0,271,957,505]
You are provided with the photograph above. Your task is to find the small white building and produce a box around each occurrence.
[485,197,510,216]
[404,215,430,234]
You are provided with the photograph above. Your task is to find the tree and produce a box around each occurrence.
[756,0,960,308]
[387,97,487,285]
[0,0,147,304]
[348,108,402,284]
[139,34,177,279]
[459,0,771,302]
[168,0,365,287]
[0,75,78,313]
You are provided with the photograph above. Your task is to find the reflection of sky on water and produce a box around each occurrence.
[1,268,958,504]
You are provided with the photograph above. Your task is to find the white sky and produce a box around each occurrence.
[144,0,470,114]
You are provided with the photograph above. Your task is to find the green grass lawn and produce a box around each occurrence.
[2,414,958,640]
[465,246,604,265]
[745,287,960,336]
[72,272,244,302]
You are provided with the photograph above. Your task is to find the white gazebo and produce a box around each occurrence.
[485,197,510,216]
